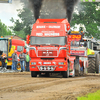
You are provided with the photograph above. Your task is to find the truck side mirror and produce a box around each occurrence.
[65,37,67,44]
[23,48,26,54]
[26,35,30,45]
[24,46,27,49]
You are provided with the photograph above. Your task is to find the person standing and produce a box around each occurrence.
[19,51,25,72]
[12,50,18,70]
[25,52,30,71]
[1,53,6,69]
[5,59,8,69]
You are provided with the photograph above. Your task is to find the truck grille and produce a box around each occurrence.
[38,50,57,57]
[38,66,56,71]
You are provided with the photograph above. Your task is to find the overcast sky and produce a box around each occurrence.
[0,0,23,26]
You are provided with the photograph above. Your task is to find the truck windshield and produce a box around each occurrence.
[30,37,65,45]
[17,46,23,52]
[71,41,87,47]
[0,40,7,54]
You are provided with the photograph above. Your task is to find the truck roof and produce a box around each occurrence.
[36,19,69,23]
[31,19,70,37]
[0,37,8,40]
[12,39,25,46]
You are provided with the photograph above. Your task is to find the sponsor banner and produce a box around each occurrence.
[69,35,82,41]
[36,25,61,29]
[0,0,12,3]
[38,47,58,50]
[71,47,87,50]
[70,50,85,56]
[36,33,60,36]
[81,0,100,2]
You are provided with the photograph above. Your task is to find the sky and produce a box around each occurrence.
[0,0,23,26]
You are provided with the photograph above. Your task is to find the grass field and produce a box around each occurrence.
[77,90,100,100]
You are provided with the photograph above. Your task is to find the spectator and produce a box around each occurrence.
[5,59,8,69]
[1,53,6,69]
[19,51,25,72]
[12,50,18,70]
[25,52,30,71]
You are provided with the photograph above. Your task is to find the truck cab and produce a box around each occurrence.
[0,37,12,67]
[26,19,76,78]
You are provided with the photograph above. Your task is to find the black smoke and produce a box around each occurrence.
[63,0,79,23]
[29,0,78,23]
[29,0,43,20]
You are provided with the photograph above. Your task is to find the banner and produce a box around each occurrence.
[81,0,100,2]
[0,0,12,3]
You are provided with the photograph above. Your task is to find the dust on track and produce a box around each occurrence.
[0,72,100,100]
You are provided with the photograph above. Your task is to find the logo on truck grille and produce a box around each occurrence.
[37,50,58,57]
[43,50,52,56]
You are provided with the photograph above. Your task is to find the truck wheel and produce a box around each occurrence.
[63,67,69,78]
[45,73,50,77]
[95,53,99,73]
[75,59,80,76]
[87,57,95,73]
[31,71,37,77]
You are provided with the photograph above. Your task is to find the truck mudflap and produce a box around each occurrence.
[68,56,76,77]
[79,57,88,74]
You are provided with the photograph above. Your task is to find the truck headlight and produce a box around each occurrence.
[31,62,36,65]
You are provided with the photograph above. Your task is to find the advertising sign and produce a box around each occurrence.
[0,0,12,3]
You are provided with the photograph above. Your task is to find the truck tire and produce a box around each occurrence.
[87,57,95,73]
[45,73,50,77]
[31,71,37,77]
[75,59,80,76]
[95,53,99,73]
[63,67,69,78]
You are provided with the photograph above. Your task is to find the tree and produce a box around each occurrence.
[10,7,35,40]
[71,2,100,39]
[11,2,100,39]
[0,20,12,37]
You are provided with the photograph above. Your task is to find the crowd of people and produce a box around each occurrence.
[0,50,30,72]
[12,50,30,72]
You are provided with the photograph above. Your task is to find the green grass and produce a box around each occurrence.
[77,90,100,100]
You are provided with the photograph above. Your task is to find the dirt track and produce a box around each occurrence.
[0,72,100,100]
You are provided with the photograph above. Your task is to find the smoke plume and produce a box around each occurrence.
[29,0,79,23]
[40,0,66,19]
[63,0,79,23]
[29,0,43,20]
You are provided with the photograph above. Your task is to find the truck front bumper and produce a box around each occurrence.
[30,59,68,72]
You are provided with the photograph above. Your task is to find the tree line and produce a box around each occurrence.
[0,2,100,39]
[0,20,12,37]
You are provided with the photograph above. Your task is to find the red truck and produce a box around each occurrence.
[69,31,88,75]
[12,39,26,56]
[26,19,80,78]
[7,39,26,70]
